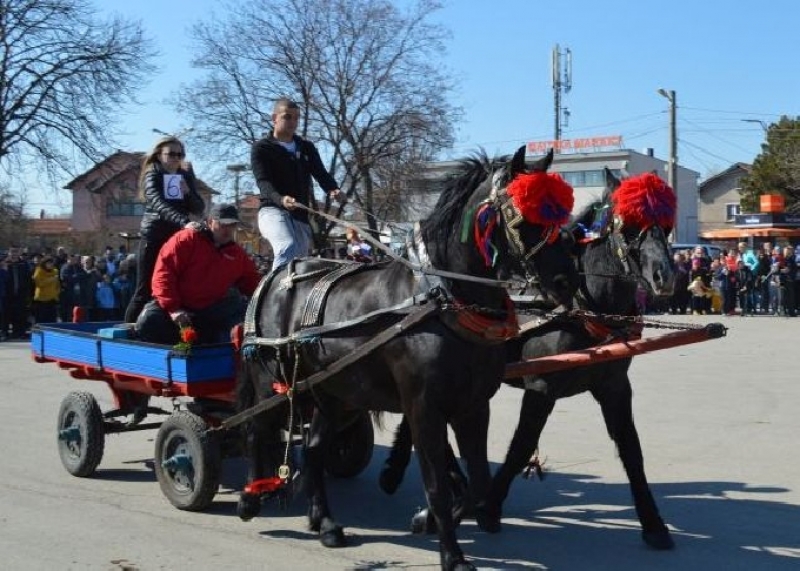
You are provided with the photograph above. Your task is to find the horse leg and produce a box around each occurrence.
[380,416,467,517]
[305,407,346,547]
[237,412,277,520]
[237,362,272,521]
[451,402,498,533]
[379,417,413,495]
[408,409,474,571]
[488,388,555,521]
[592,379,674,550]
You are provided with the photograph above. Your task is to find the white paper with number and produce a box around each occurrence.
[163,174,183,200]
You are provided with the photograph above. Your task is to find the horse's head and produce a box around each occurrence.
[480,146,579,306]
[602,169,676,297]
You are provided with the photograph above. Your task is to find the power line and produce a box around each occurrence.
[680,139,737,165]
[679,117,758,156]
[681,106,790,118]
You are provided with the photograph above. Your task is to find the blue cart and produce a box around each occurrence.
[32,322,374,511]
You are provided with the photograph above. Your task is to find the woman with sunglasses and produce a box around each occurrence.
[124,136,205,323]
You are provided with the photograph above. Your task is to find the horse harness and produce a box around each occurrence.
[489,171,558,265]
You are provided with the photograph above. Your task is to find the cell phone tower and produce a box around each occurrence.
[551,44,572,150]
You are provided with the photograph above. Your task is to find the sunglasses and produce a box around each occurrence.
[162,151,185,159]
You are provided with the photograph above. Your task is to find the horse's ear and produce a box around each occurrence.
[528,148,554,173]
[509,145,527,176]
[604,167,621,190]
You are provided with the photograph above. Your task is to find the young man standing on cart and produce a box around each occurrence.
[135,203,262,345]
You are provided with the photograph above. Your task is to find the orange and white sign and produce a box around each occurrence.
[527,135,623,154]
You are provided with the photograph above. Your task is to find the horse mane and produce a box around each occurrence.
[571,168,617,236]
[419,151,499,246]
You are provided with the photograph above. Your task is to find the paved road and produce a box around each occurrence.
[1,314,799,570]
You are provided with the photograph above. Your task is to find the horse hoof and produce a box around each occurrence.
[378,464,402,495]
[319,519,347,548]
[475,503,502,533]
[411,507,437,534]
[643,528,675,550]
[237,493,261,522]
[444,558,476,571]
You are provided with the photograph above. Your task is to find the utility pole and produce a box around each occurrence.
[551,45,572,149]
[226,163,249,207]
[657,88,678,236]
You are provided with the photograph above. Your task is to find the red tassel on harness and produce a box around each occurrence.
[506,172,574,227]
[611,173,676,229]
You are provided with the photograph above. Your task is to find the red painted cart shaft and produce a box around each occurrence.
[504,323,726,379]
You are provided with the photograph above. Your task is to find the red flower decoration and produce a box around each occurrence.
[506,171,574,227]
[180,326,198,344]
[174,326,198,353]
[611,173,676,229]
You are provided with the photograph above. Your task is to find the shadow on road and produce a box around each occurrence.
[161,443,800,570]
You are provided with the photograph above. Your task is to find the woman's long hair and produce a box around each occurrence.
[138,136,185,199]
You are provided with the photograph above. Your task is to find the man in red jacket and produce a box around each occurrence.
[135,203,262,345]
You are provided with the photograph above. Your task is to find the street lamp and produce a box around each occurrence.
[226,163,249,207]
[741,118,769,132]
[151,127,195,138]
[657,88,678,238]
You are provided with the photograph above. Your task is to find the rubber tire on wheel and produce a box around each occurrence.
[57,391,105,477]
[154,411,221,511]
[326,412,374,478]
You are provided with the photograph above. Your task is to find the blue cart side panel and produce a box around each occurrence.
[31,323,235,384]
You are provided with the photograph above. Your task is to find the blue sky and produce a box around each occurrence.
[26,0,800,213]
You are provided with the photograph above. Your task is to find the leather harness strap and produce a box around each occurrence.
[300,262,370,329]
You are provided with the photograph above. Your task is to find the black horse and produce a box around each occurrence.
[236,146,579,570]
[380,169,678,550]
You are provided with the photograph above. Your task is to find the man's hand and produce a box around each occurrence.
[329,189,346,204]
[282,195,297,210]
[170,310,192,328]
[184,221,204,231]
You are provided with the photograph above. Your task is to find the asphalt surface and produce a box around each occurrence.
[1,313,799,570]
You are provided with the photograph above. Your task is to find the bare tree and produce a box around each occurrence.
[0,183,28,245]
[0,0,155,179]
[180,0,460,239]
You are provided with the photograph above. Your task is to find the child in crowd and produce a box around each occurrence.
[687,275,712,315]
[95,274,117,321]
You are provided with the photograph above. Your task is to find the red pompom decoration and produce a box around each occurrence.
[611,173,676,229]
[506,172,574,227]
[180,326,198,344]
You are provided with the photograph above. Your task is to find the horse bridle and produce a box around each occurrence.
[607,216,669,281]
[487,172,560,284]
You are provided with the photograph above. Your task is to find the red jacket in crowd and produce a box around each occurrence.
[151,227,262,314]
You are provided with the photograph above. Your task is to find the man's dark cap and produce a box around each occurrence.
[209,203,241,225]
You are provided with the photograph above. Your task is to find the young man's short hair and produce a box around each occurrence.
[273,97,300,113]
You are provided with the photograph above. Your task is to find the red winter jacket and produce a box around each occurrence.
[151,227,262,314]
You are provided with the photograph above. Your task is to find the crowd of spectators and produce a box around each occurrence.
[666,241,800,317]
[1,230,378,342]
[0,244,138,340]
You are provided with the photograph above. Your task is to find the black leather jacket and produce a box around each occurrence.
[250,135,338,224]
[139,163,206,239]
